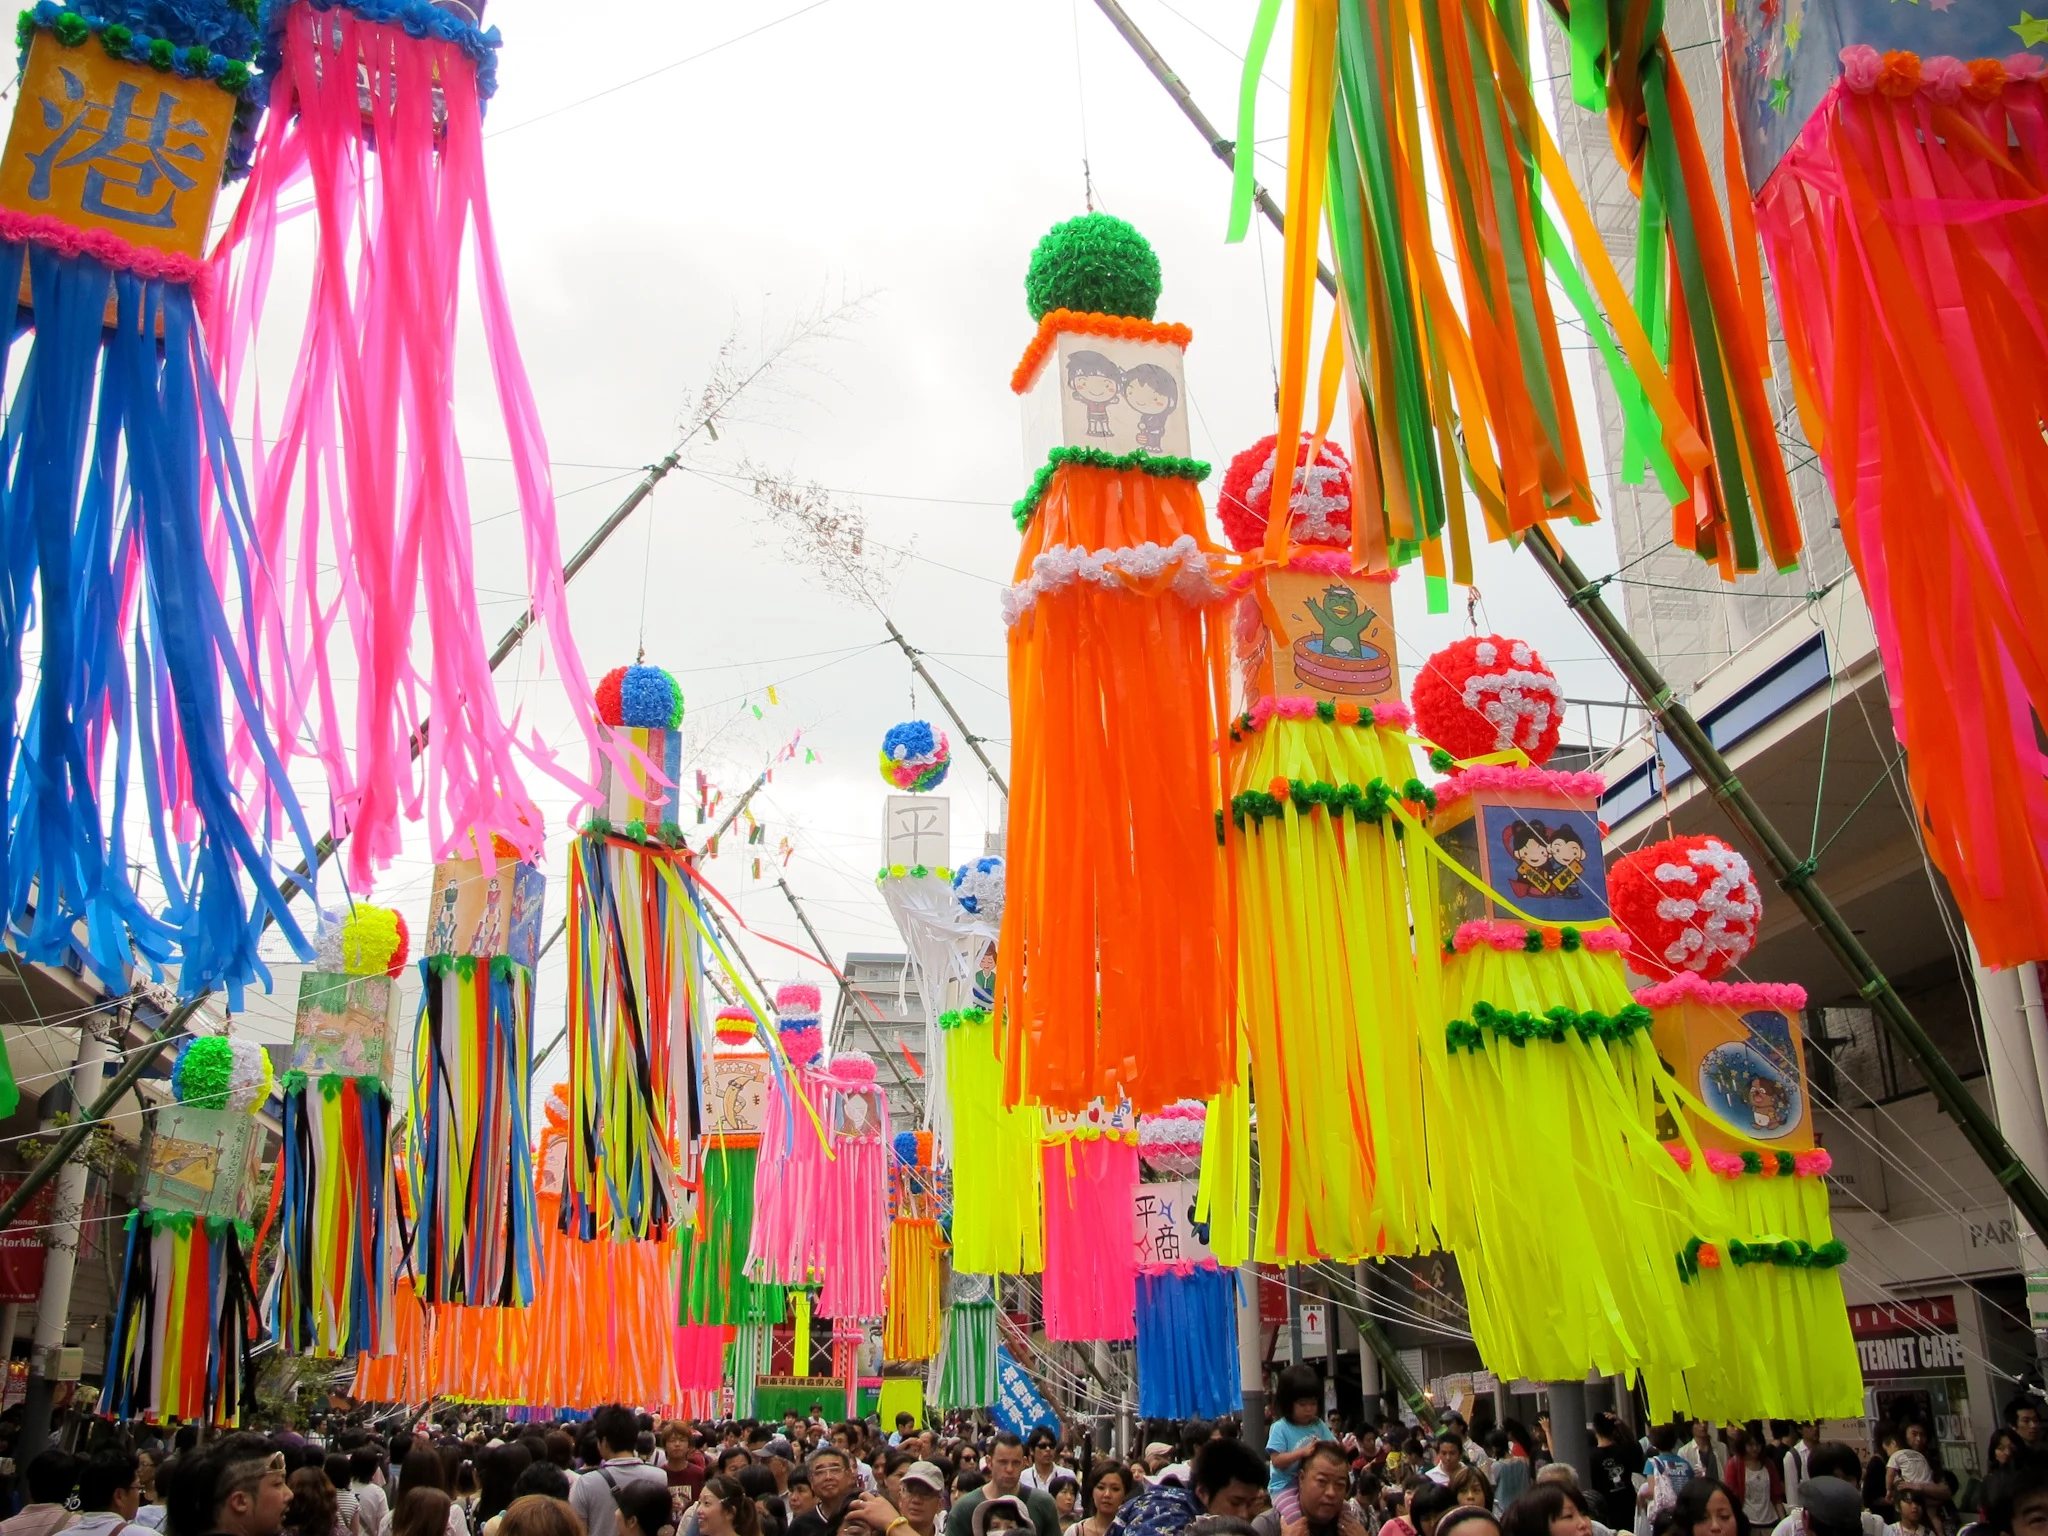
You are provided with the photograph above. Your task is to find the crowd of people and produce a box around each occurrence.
[0,1385,2042,1536]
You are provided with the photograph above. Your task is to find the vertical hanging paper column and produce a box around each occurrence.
[1002,213,1232,1112]
[1216,434,1431,1261]
[103,1036,269,1424]
[815,1052,890,1324]
[1040,1102,1138,1342]
[884,1132,947,1363]
[1416,637,1700,1387]
[273,907,407,1358]
[0,0,317,1007]
[947,1001,1043,1277]
[1729,3,2048,966]
[408,843,546,1307]
[1608,837,1862,1418]
[929,1273,999,1412]
[872,764,961,1152]
[1134,1104,1239,1420]
[679,1009,775,1391]
[748,985,832,1290]
[566,664,692,1244]
[213,0,601,889]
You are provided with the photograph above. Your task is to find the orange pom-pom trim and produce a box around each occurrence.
[1011,310,1194,395]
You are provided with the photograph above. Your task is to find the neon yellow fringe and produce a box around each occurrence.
[946,1017,1044,1274]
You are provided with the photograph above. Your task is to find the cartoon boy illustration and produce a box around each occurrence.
[1302,584,1377,656]
[1503,821,1556,897]
[1545,826,1588,898]
[1746,1071,1791,1132]
[1122,362,1179,450]
[427,882,461,954]
[470,876,504,957]
[1067,350,1122,438]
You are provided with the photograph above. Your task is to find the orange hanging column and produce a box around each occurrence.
[1001,215,1235,1114]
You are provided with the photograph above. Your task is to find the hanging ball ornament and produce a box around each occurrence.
[1412,635,1566,766]
[595,664,685,729]
[879,720,952,792]
[1024,212,1163,323]
[1217,433,1355,552]
[1138,1100,1208,1178]
[320,904,409,977]
[714,1006,760,1049]
[951,856,1006,928]
[1609,834,1763,981]
[774,982,824,1064]
[172,1035,273,1115]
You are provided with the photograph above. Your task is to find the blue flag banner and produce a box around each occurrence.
[993,1346,1060,1437]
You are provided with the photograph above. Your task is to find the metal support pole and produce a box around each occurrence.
[881,619,1007,797]
[1546,1380,1590,1482]
[1086,0,2048,1252]
[1238,1262,1267,1430]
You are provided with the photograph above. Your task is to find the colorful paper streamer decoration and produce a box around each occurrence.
[944,1006,1042,1276]
[212,0,602,890]
[1039,1111,1138,1341]
[0,0,318,1010]
[1001,214,1233,1113]
[884,1132,946,1362]
[879,720,952,792]
[747,983,833,1288]
[1134,1263,1240,1420]
[815,1052,890,1322]
[928,1274,999,1410]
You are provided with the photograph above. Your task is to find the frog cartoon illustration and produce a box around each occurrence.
[1303,585,1377,657]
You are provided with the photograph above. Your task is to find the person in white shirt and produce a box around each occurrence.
[1768,1465,1887,1536]
[351,1451,390,1536]
[71,1452,143,1536]
[1018,1433,1061,1497]
[1786,1427,1824,1514]
[1681,1425,1724,1484]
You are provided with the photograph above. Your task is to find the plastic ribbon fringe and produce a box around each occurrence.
[0,238,320,1009]
[682,1144,788,1326]
[1241,0,1716,606]
[1195,1033,1253,1268]
[945,1014,1043,1275]
[1000,460,1234,1110]
[816,1061,890,1321]
[564,835,687,1241]
[406,956,538,1306]
[928,1296,999,1409]
[884,1218,945,1362]
[522,1180,680,1409]
[101,1212,258,1425]
[1426,939,1703,1384]
[1754,69,2048,966]
[351,1276,429,1405]
[271,1075,395,1358]
[746,1056,832,1287]
[673,1322,728,1393]
[1040,1134,1139,1341]
[209,0,602,888]
[1134,1264,1241,1419]
[1642,1159,1863,1419]
[878,868,995,1157]
[1229,706,1432,1261]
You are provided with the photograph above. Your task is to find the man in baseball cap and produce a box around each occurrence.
[851,1463,948,1536]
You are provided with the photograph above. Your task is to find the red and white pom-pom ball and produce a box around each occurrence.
[1217,433,1355,552]
[1609,834,1762,981]
[1412,635,1565,765]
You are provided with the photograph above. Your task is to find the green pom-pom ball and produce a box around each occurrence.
[1025,213,1162,322]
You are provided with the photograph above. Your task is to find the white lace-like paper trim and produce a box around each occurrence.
[1001,534,1230,626]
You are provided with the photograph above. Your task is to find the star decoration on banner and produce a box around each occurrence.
[1771,75,1793,111]
[2015,10,2048,42]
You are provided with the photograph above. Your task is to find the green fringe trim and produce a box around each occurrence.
[1445,1000,1654,1053]
[581,815,690,849]
[279,1071,388,1102]
[875,863,954,882]
[938,1008,990,1030]
[424,953,531,983]
[1677,1235,1848,1283]
[1012,447,1211,533]
[17,9,255,94]
[1230,775,1436,832]
[133,1209,255,1245]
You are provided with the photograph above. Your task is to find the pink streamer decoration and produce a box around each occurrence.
[747,1061,832,1286]
[673,1323,728,1392]
[817,1055,889,1322]
[209,1,601,885]
[1041,1137,1138,1342]
[1433,764,1608,807]
[1633,971,1808,1012]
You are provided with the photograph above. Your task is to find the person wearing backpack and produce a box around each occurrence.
[570,1409,667,1536]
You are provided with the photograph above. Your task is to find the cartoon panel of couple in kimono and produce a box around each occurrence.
[1066,349,1179,450]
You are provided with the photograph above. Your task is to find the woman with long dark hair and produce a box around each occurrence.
[1668,1479,1750,1536]
[477,1447,535,1531]
[695,1478,761,1536]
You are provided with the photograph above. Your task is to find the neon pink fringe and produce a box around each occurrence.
[1452,920,1631,953]
[1135,1258,1223,1276]
[0,209,212,298]
[673,1323,728,1392]
[747,1065,832,1287]
[1634,972,1808,1012]
[208,0,601,884]
[1041,1137,1138,1342]
[815,1054,889,1322]
[1243,695,1414,730]
[1434,765,1608,807]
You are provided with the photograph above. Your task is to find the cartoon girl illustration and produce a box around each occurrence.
[1121,362,1179,450]
[470,877,504,957]
[1066,350,1122,438]
[1503,821,1556,897]
[426,883,461,954]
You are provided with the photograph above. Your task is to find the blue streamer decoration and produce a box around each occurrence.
[0,242,320,1007]
[1134,1265,1241,1421]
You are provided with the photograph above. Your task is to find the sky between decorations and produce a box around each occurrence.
[194,0,1658,1073]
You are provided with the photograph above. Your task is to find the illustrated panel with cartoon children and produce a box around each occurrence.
[1055,336,1191,458]
[1478,804,1610,924]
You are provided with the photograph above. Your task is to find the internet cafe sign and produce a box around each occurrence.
[1851,1295,1967,1378]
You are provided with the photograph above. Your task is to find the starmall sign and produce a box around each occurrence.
[0,1176,52,1305]
[1849,1295,1966,1378]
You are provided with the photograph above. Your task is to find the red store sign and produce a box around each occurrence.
[0,1176,54,1305]
[1850,1295,1966,1378]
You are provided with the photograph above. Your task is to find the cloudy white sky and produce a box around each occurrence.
[222,0,1636,1061]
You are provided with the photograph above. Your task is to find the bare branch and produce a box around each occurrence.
[737,459,908,611]
[680,288,877,447]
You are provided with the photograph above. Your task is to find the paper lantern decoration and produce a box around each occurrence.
[1138,1102,1206,1179]
[930,1274,999,1410]
[1610,835,1761,982]
[884,1133,945,1363]
[1218,434,1355,552]
[775,982,825,1065]
[594,665,688,839]
[879,721,952,792]
[407,847,547,1307]
[1004,214,1231,1112]
[683,1008,785,1332]
[171,1037,273,1115]
[1412,634,1565,766]
[1636,970,1860,1419]
[0,0,315,1014]
[213,0,603,893]
[596,665,685,729]
[1726,2,2048,968]
[1422,638,1702,1388]
[1040,1102,1139,1341]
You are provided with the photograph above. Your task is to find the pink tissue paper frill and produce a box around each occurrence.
[1433,764,1608,807]
[1633,971,1808,1012]
[1452,920,1631,953]
[0,210,212,300]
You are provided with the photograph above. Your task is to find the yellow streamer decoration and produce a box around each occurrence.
[946,1016,1044,1275]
